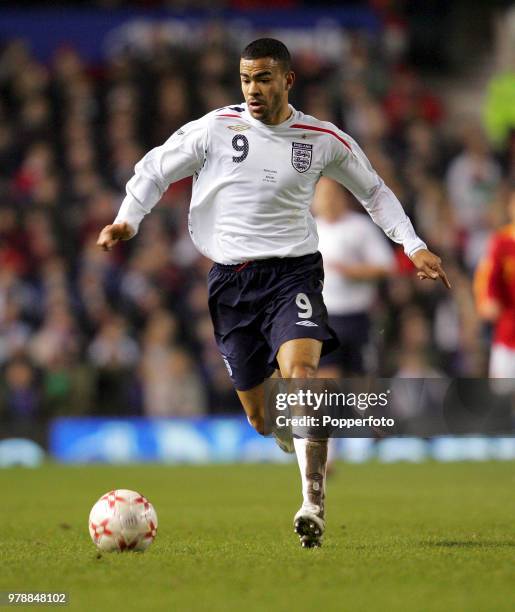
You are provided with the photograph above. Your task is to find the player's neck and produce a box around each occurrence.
[262,104,292,126]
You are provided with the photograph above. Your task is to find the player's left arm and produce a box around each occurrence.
[322,133,451,289]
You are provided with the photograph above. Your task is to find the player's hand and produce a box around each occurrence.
[410,249,451,289]
[96,222,134,251]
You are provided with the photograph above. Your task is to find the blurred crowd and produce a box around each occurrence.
[0,15,514,425]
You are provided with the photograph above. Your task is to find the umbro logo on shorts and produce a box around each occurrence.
[295,320,318,327]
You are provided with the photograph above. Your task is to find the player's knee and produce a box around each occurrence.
[283,363,317,379]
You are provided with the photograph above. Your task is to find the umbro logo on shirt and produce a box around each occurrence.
[228,125,250,132]
[295,320,318,327]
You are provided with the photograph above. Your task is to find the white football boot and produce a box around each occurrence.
[273,426,295,453]
[293,503,325,548]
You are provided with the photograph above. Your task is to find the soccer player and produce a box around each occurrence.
[474,186,515,378]
[97,38,450,547]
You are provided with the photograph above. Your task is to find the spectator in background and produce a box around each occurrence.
[405,167,455,255]
[30,305,79,367]
[339,78,389,146]
[383,68,443,131]
[0,357,40,423]
[446,123,502,270]
[88,314,139,369]
[29,302,94,416]
[395,307,441,377]
[0,299,32,366]
[0,268,35,365]
[313,177,395,377]
[88,315,140,414]
[140,309,206,416]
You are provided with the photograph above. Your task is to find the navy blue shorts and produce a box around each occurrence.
[319,312,370,374]
[207,252,339,391]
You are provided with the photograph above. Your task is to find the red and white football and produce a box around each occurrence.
[88,489,158,552]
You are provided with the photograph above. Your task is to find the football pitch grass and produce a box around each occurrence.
[1,462,514,612]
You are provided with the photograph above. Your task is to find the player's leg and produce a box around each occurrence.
[276,337,328,547]
[236,369,281,435]
[237,370,298,453]
[237,382,266,434]
[261,253,338,547]
[276,337,321,378]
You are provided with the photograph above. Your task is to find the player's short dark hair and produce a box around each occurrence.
[241,38,291,71]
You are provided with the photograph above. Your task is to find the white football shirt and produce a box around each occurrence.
[316,211,396,315]
[114,103,426,264]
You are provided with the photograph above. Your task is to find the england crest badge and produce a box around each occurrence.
[291,142,313,173]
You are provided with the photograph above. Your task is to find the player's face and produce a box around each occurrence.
[240,57,294,125]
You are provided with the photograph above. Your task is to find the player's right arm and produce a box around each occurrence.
[96,118,208,250]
